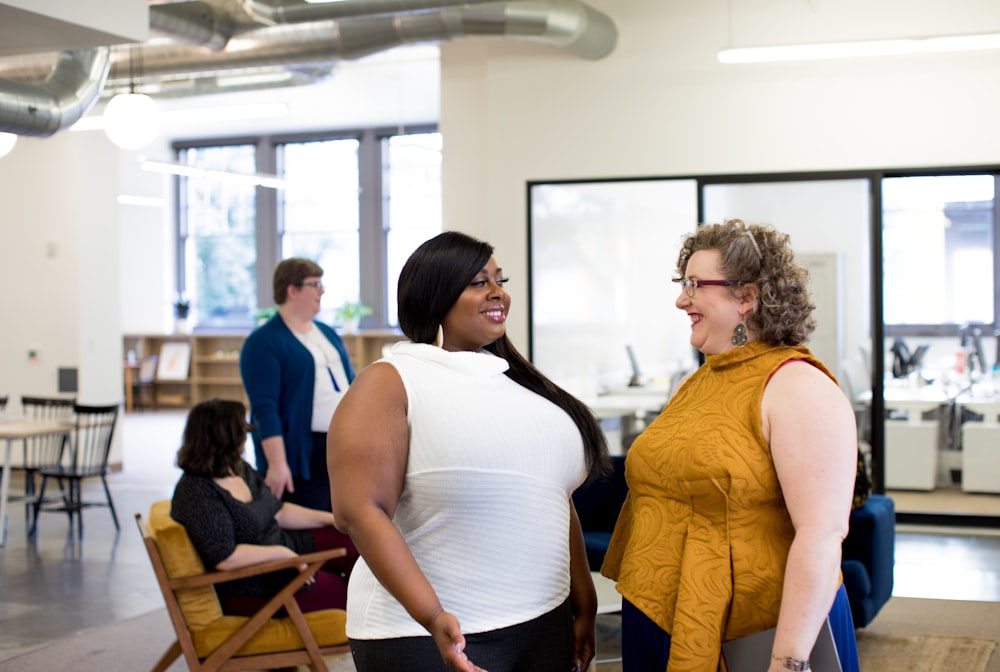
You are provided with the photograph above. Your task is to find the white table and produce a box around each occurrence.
[955,394,1000,493]
[0,419,70,546]
[878,385,952,491]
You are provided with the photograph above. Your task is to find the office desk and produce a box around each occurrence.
[955,394,1000,494]
[123,362,140,412]
[590,390,667,455]
[0,419,70,546]
[881,385,952,491]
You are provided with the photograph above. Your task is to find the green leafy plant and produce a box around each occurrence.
[335,301,373,322]
[254,305,278,324]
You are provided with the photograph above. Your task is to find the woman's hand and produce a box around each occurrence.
[572,611,596,672]
[264,461,294,499]
[427,611,489,672]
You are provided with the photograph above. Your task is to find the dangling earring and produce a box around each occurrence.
[731,322,748,347]
[434,325,444,348]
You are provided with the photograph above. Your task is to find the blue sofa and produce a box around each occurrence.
[572,455,629,571]
[841,494,895,628]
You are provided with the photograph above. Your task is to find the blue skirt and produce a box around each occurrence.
[621,583,860,672]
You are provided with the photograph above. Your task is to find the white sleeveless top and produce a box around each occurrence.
[345,341,587,639]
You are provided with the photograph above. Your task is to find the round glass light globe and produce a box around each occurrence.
[103,93,160,150]
[0,132,17,158]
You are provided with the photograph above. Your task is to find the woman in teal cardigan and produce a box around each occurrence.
[240,258,355,512]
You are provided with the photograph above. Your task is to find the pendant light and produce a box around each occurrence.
[104,45,159,150]
[0,132,16,158]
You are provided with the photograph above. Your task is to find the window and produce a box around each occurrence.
[177,143,258,328]
[882,174,996,330]
[279,138,361,323]
[176,127,441,330]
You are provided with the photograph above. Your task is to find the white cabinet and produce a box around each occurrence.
[959,399,1000,494]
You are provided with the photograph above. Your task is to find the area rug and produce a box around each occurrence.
[857,631,996,672]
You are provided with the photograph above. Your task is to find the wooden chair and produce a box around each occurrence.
[136,500,349,672]
[31,402,118,537]
[18,395,74,522]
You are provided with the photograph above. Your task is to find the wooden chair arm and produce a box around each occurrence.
[168,547,347,590]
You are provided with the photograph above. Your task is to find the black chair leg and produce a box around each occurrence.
[30,474,48,536]
[101,476,119,530]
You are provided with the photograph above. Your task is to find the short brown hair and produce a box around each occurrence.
[273,257,323,304]
[675,219,816,346]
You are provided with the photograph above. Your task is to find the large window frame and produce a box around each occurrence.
[174,124,439,331]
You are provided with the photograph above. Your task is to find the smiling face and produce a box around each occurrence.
[676,249,756,355]
[440,257,510,352]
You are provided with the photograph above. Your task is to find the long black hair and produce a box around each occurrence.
[398,231,610,481]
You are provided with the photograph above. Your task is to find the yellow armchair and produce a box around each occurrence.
[137,500,349,672]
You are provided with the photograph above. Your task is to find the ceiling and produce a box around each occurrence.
[0,0,618,138]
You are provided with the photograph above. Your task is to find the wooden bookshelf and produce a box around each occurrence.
[123,329,406,411]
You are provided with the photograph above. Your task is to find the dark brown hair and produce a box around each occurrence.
[176,398,255,478]
[273,257,323,304]
[398,231,610,480]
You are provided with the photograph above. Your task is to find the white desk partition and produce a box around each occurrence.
[883,386,950,491]
[957,397,1000,494]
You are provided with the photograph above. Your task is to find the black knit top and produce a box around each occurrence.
[170,460,315,597]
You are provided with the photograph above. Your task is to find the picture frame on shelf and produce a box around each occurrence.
[157,342,191,381]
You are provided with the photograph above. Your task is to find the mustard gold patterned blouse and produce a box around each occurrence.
[601,340,836,672]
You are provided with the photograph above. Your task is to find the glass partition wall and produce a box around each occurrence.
[528,169,1000,528]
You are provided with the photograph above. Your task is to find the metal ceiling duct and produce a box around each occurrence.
[0,0,617,138]
[0,48,110,137]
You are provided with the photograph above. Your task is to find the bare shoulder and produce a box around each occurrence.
[348,361,405,398]
[763,359,852,417]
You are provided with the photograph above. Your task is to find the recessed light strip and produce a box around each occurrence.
[718,32,1000,64]
[140,159,288,190]
[70,102,289,132]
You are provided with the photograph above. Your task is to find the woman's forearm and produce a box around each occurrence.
[215,543,297,571]
[275,501,336,530]
[340,507,444,629]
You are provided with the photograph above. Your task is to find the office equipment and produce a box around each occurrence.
[723,617,841,672]
[625,344,643,387]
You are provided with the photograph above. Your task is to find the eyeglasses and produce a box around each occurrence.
[675,278,734,298]
[295,281,324,291]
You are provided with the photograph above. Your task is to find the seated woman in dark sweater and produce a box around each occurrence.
[170,398,358,616]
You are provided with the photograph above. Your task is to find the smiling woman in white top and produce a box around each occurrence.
[328,231,611,672]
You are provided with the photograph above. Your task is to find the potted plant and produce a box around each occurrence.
[173,297,191,333]
[335,300,372,333]
[254,305,278,326]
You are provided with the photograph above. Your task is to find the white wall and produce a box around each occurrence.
[4,0,1000,408]
[439,0,1000,352]
[0,46,440,412]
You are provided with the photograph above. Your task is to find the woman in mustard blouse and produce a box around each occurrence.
[601,220,860,672]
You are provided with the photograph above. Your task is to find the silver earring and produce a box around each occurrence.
[434,324,444,348]
[731,323,747,346]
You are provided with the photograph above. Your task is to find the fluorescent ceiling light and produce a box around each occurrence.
[718,32,1000,64]
[140,159,287,190]
[118,194,166,208]
[70,102,289,132]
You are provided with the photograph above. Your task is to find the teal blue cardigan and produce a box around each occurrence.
[239,316,355,480]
